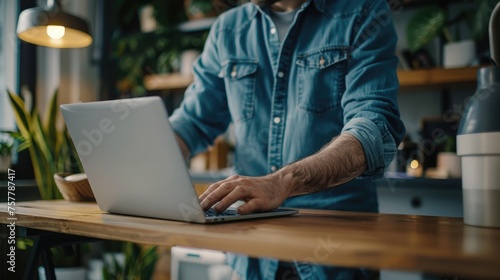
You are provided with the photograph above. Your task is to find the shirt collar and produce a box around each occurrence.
[251,0,332,17]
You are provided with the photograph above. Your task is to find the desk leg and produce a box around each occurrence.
[20,228,100,280]
[23,235,41,280]
[41,247,56,280]
[23,233,57,280]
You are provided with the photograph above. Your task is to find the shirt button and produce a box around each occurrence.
[270,28,277,34]
[273,117,281,124]
[277,71,284,78]
[271,166,277,172]
[231,66,237,78]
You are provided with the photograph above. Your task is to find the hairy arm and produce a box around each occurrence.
[277,132,367,197]
[199,132,367,214]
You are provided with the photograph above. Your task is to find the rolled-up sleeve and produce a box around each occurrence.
[341,0,406,178]
[169,18,231,157]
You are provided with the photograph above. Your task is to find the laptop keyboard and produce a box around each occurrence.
[205,208,239,217]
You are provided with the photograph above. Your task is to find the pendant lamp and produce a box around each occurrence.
[17,0,92,48]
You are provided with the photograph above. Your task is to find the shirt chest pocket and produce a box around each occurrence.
[219,59,258,122]
[296,47,348,115]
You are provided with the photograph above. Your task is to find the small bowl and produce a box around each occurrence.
[54,172,95,202]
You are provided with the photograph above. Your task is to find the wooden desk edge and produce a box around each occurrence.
[1,201,499,279]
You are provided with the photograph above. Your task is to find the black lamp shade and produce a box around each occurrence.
[17,6,92,48]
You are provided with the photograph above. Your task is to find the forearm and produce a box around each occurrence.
[274,133,367,197]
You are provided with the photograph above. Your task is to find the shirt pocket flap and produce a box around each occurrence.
[296,48,348,69]
[219,60,258,79]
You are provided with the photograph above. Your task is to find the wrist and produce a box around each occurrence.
[271,165,302,198]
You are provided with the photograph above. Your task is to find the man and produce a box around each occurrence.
[170,0,405,278]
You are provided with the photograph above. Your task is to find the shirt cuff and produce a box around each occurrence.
[342,117,396,179]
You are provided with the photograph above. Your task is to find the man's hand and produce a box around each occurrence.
[198,174,290,214]
[199,133,367,215]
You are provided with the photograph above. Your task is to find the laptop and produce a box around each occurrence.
[60,96,298,223]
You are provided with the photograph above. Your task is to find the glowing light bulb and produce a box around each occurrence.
[406,159,423,177]
[47,25,65,39]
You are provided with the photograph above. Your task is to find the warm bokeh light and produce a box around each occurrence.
[410,159,419,169]
[47,25,65,39]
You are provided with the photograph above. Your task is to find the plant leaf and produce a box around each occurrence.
[29,139,50,199]
[5,89,70,200]
[6,90,32,138]
[30,109,62,199]
[138,245,158,280]
[32,109,54,165]
[62,126,84,173]
[44,89,59,156]
[17,139,32,152]
[407,6,447,53]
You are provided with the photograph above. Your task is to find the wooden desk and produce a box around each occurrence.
[1,200,499,279]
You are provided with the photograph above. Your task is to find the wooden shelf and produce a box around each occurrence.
[146,67,481,91]
[144,73,193,91]
[398,66,480,89]
[177,17,216,33]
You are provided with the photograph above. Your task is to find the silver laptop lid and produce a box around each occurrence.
[61,97,207,223]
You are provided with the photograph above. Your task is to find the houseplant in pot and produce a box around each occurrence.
[4,89,88,279]
[4,89,83,200]
[102,242,158,280]
[407,0,498,68]
[112,0,186,98]
[112,0,208,98]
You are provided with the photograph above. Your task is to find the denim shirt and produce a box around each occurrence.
[170,0,405,278]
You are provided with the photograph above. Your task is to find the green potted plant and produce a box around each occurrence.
[102,242,158,280]
[407,0,497,68]
[4,89,90,279]
[112,0,208,98]
[3,89,83,200]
